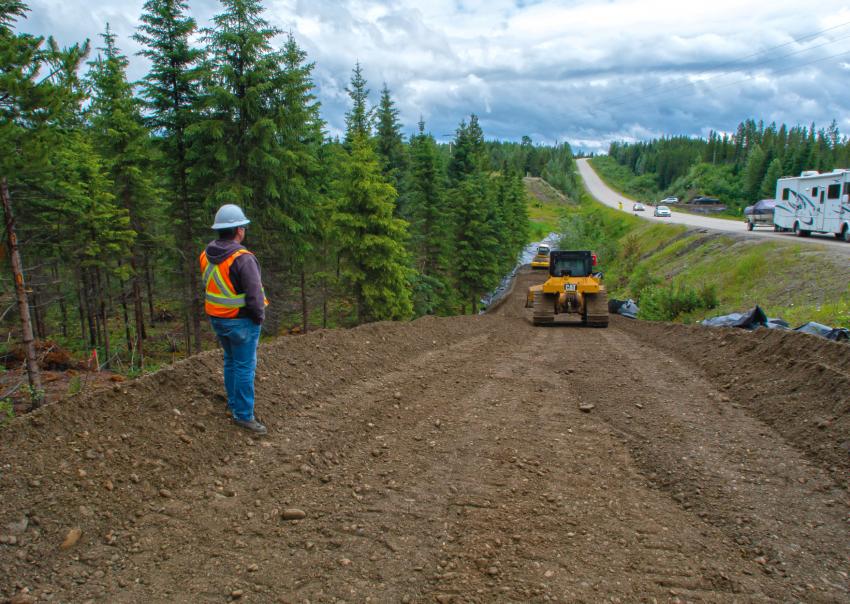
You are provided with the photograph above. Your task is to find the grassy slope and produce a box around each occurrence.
[571,182,850,328]
[524,176,574,241]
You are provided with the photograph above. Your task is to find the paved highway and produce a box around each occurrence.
[576,158,850,252]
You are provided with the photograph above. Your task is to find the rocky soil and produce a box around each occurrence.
[1,268,848,603]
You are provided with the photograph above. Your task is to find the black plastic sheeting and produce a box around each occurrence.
[794,322,850,342]
[608,298,639,319]
[480,265,520,312]
[701,305,849,341]
[480,235,561,313]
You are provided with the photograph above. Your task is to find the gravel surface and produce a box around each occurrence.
[1,268,848,603]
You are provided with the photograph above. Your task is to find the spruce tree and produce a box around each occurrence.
[743,145,767,202]
[374,83,408,211]
[452,174,499,313]
[446,114,500,313]
[408,119,452,314]
[334,133,413,322]
[335,67,412,322]
[189,0,289,329]
[495,165,529,270]
[759,158,783,200]
[448,114,487,183]
[272,32,324,330]
[0,0,88,402]
[191,0,282,212]
[134,0,205,353]
[87,26,158,366]
[344,62,372,145]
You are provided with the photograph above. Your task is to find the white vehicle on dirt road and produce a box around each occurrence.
[774,170,850,241]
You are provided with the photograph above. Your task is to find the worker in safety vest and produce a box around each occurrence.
[200,204,269,434]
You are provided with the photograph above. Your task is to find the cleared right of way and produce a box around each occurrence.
[1,267,848,603]
[576,158,850,252]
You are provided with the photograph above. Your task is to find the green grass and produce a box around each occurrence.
[567,182,850,328]
[525,178,572,242]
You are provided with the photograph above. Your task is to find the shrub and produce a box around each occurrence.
[628,264,661,302]
[638,282,718,321]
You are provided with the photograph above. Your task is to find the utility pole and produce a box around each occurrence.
[1,177,44,409]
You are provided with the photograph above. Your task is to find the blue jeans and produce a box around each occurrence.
[209,317,261,421]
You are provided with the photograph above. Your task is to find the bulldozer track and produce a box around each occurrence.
[584,290,609,327]
[532,290,555,324]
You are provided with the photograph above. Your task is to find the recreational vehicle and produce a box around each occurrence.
[774,170,850,241]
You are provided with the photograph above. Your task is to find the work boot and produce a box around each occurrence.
[233,418,268,435]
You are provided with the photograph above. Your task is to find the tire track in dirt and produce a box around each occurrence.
[1,268,848,603]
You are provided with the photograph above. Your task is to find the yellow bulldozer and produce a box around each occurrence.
[530,244,550,270]
[526,250,609,327]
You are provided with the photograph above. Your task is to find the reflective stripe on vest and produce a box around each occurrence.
[199,249,266,318]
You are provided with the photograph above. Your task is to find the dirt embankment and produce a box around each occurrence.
[1,268,848,603]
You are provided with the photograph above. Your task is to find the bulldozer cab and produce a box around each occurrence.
[549,251,595,278]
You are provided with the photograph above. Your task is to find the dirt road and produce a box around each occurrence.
[2,269,848,603]
[576,158,850,253]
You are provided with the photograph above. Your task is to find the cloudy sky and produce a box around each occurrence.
[19,0,850,153]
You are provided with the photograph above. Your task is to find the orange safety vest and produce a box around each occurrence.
[199,249,268,318]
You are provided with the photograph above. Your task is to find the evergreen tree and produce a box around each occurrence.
[134,0,205,353]
[0,0,89,401]
[87,25,158,366]
[189,0,288,329]
[334,134,413,322]
[452,174,499,313]
[374,83,407,208]
[1,0,88,184]
[191,0,281,211]
[743,145,767,202]
[272,32,324,330]
[446,114,500,313]
[759,158,783,200]
[447,114,486,184]
[499,167,529,266]
[50,129,136,362]
[408,119,452,314]
[344,62,371,145]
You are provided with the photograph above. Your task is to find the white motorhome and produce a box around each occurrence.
[774,170,850,241]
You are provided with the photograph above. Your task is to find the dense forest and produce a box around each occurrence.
[605,119,850,211]
[1,0,583,401]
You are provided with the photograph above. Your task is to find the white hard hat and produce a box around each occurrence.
[211,204,250,229]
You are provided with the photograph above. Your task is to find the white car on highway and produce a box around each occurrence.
[654,205,672,217]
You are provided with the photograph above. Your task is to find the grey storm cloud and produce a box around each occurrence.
[15,0,850,153]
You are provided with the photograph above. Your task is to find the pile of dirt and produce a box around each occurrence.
[618,319,850,486]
